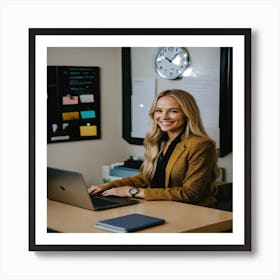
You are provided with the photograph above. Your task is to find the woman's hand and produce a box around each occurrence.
[103,186,145,198]
[88,185,131,197]
[101,186,130,197]
[88,184,145,198]
[88,184,108,195]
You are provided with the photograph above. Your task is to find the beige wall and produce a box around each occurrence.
[47,47,232,187]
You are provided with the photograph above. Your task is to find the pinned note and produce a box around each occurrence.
[62,123,69,130]
[80,125,97,136]
[62,111,79,121]
[80,110,96,119]
[52,124,58,133]
[51,135,70,141]
[62,95,79,105]
[80,94,94,103]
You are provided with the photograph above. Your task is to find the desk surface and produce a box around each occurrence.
[48,199,232,233]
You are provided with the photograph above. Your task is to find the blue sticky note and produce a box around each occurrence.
[80,110,96,119]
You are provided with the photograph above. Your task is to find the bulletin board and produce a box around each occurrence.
[47,66,101,143]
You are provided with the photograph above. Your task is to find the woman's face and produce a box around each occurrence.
[154,95,186,136]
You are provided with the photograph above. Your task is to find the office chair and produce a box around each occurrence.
[215,182,232,212]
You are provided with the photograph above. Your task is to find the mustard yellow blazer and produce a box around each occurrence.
[105,134,219,207]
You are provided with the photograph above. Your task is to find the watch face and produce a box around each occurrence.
[129,187,138,196]
[153,47,190,80]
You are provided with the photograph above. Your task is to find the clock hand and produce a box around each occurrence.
[171,53,179,62]
[164,56,172,63]
[164,53,180,64]
[171,54,182,65]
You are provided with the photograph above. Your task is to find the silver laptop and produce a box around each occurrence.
[47,167,139,211]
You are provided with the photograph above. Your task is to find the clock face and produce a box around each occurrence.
[153,47,190,80]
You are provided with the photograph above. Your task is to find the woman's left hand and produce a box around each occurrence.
[101,186,132,197]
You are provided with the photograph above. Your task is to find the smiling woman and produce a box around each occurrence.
[88,89,220,208]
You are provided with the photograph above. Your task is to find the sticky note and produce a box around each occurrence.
[62,111,79,121]
[80,94,94,103]
[80,110,96,119]
[62,96,79,105]
[62,123,69,130]
[52,124,58,133]
[51,135,70,141]
[80,125,97,136]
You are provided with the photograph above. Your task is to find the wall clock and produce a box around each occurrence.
[153,47,190,80]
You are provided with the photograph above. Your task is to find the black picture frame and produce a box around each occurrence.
[29,28,251,251]
[122,46,233,157]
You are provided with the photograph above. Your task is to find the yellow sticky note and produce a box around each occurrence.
[62,111,79,121]
[80,125,97,136]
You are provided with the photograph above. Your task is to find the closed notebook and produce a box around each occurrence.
[95,213,165,233]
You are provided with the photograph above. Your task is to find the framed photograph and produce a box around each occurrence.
[29,28,251,251]
[122,46,233,157]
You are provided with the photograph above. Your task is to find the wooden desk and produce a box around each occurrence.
[47,199,232,233]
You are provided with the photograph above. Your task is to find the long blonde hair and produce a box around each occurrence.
[141,89,214,182]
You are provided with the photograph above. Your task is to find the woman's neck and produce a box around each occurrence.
[166,130,183,142]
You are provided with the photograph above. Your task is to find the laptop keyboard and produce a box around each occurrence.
[90,195,119,207]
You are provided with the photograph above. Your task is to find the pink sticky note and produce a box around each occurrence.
[62,96,79,105]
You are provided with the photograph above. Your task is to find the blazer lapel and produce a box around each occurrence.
[165,139,186,188]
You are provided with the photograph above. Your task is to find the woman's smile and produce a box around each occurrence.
[158,120,175,128]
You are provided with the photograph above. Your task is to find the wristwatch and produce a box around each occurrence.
[129,187,139,197]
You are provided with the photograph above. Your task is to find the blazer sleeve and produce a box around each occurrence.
[144,139,218,204]
[103,173,149,189]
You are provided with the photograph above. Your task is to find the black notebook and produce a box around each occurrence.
[95,213,165,233]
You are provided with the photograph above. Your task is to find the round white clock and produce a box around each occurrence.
[153,47,190,80]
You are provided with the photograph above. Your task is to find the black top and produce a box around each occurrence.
[150,133,183,188]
